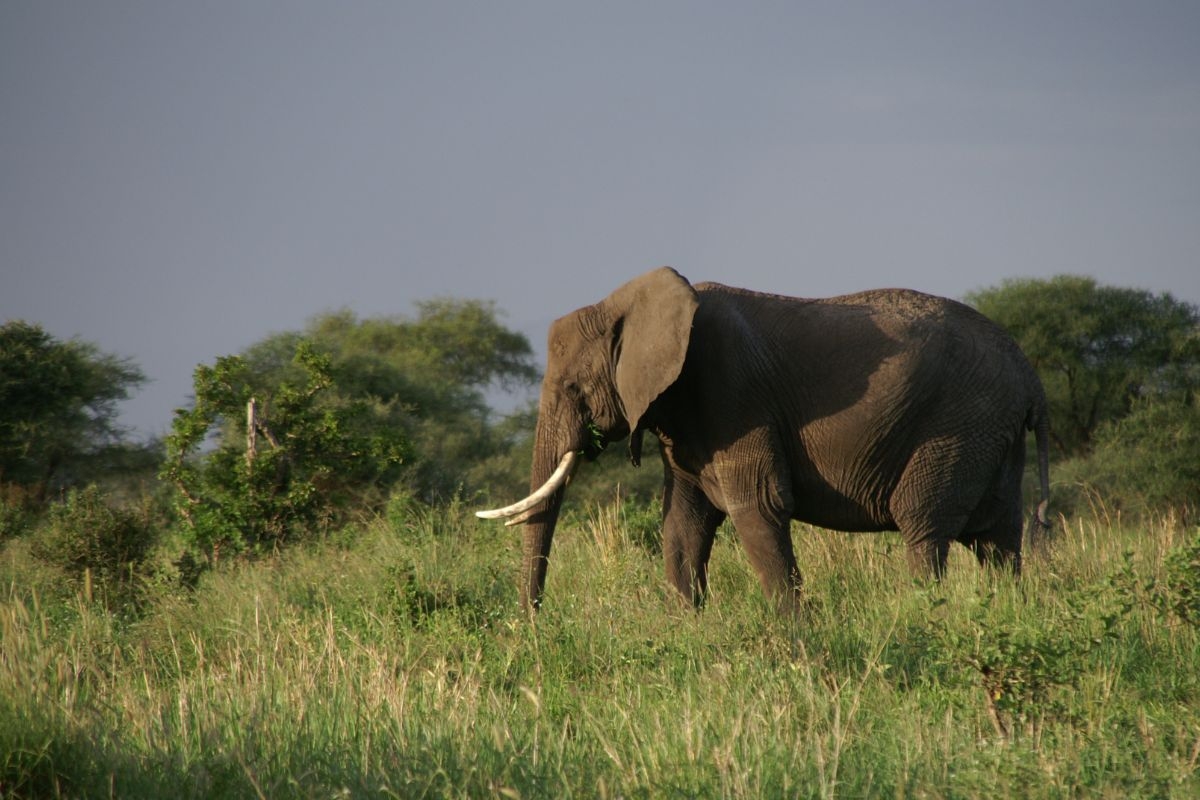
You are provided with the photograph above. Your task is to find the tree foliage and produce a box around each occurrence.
[0,321,145,502]
[967,276,1200,456]
[161,343,408,561]
[239,301,539,501]
[161,299,538,560]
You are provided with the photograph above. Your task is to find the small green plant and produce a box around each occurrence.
[384,487,421,531]
[1107,529,1200,629]
[958,622,1074,738]
[620,492,664,554]
[28,485,155,599]
[923,588,1122,739]
[1161,529,1200,625]
[585,420,607,455]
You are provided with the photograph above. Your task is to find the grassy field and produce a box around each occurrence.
[3,498,1199,798]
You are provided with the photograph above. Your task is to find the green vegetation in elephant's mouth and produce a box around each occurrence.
[582,421,608,460]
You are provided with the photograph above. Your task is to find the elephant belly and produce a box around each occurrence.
[789,481,898,533]
[786,429,905,533]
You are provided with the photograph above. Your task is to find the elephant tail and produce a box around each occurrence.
[1029,402,1052,532]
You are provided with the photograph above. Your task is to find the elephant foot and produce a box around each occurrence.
[905,539,950,580]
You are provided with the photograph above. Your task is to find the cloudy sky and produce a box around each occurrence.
[3,2,1198,438]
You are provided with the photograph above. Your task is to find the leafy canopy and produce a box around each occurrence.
[967,275,1200,456]
[0,321,145,500]
[239,301,539,501]
[162,299,539,560]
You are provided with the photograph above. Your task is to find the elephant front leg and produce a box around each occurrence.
[904,537,951,579]
[716,444,802,615]
[661,465,725,607]
[729,506,803,615]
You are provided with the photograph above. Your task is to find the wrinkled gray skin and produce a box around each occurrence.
[509,267,1050,613]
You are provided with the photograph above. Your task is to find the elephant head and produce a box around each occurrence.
[477,267,699,611]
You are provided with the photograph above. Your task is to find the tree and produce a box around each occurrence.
[967,276,1200,456]
[239,301,539,501]
[162,343,408,561]
[0,321,145,502]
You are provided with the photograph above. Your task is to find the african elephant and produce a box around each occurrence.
[478,267,1050,613]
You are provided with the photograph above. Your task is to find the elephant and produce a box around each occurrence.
[478,267,1051,613]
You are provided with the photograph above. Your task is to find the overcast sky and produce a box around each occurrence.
[3,2,1198,438]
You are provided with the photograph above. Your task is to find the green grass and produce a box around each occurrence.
[3,501,1199,798]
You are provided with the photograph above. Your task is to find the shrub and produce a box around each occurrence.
[1084,392,1200,519]
[28,485,156,598]
[0,485,37,541]
[1162,529,1200,625]
[914,586,1126,740]
[1112,529,1200,628]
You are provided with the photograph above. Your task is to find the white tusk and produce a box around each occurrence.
[503,507,537,527]
[476,451,579,520]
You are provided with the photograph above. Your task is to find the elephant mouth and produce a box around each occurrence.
[582,421,608,461]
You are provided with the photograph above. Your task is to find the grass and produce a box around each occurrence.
[2,500,1199,798]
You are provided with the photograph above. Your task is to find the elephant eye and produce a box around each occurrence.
[562,381,590,405]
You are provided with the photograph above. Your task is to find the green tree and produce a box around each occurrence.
[0,321,146,503]
[240,301,539,501]
[161,343,408,561]
[967,276,1200,456]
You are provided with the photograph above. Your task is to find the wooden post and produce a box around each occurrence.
[246,397,257,469]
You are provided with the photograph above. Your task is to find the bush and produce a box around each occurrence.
[913,585,1126,740]
[1097,393,1199,512]
[1070,393,1200,520]
[0,485,38,541]
[1111,528,1200,628]
[1162,529,1200,626]
[28,485,156,598]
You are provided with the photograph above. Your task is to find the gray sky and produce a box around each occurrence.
[3,2,1198,438]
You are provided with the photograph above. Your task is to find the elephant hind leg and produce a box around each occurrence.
[889,439,986,579]
[956,519,1021,575]
[960,441,1026,576]
[965,536,1021,575]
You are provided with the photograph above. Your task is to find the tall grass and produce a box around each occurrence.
[3,502,1199,798]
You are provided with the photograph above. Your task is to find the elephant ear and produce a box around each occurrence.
[606,267,699,439]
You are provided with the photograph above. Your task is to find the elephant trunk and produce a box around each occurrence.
[476,408,583,612]
[518,418,579,612]
[519,499,562,612]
